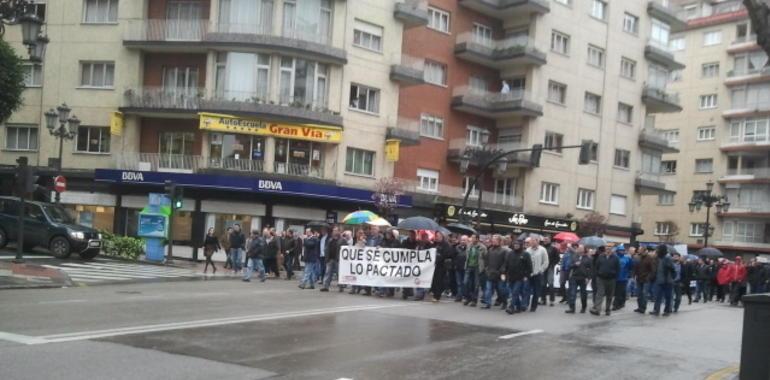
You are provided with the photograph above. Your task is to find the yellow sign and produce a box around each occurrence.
[385,139,400,162]
[198,113,342,143]
[110,111,123,136]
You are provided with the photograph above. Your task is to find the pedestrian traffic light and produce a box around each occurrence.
[579,140,594,165]
[530,144,543,167]
[15,157,28,195]
[173,187,184,209]
[24,167,39,194]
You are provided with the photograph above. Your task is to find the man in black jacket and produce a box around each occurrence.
[590,246,620,316]
[229,224,246,274]
[320,226,341,292]
[282,230,298,281]
[542,236,561,307]
[431,231,453,302]
[566,245,592,314]
[694,259,711,303]
[504,239,532,314]
[482,235,508,310]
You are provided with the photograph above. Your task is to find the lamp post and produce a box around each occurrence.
[0,0,49,61]
[44,103,79,203]
[688,180,730,248]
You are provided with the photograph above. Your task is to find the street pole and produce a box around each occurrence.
[476,172,484,228]
[55,125,63,203]
[16,186,25,264]
[704,203,711,248]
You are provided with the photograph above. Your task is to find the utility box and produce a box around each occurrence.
[740,294,770,380]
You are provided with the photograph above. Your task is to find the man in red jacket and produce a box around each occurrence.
[730,257,748,306]
[716,260,734,303]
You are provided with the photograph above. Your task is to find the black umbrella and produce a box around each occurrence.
[397,216,441,231]
[446,223,476,236]
[517,232,540,241]
[306,220,330,228]
[437,225,452,236]
[696,247,724,258]
[579,236,607,249]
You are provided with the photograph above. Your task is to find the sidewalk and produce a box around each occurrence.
[0,260,73,289]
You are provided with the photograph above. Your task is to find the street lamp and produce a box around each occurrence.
[45,103,79,203]
[688,180,730,247]
[0,1,48,61]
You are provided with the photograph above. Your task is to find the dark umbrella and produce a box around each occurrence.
[397,216,441,231]
[696,247,724,258]
[579,236,607,248]
[306,221,330,229]
[437,225,452,236]
[446,223,476,236]
[517,232,541,241]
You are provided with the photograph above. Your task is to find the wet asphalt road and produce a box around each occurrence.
[0,278,742,380]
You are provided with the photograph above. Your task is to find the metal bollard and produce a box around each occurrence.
[740,294,770,380]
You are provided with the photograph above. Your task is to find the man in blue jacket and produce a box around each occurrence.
[612,244,635,311]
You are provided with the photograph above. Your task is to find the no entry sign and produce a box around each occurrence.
[54,175,67,193]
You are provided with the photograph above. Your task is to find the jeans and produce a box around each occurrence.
[464,268,480,302]
[530,273,544,310]
[637,282,652,311]
[695,280,708,301]
[674,282,683,311]
[568,278,588,311]
[483,278,506,306]
[322,259,338,290]
[543,268,556,303]
[317,257,326,282]
[559,272,569,300]
[230,248,243,272]
[653,283,673,313]
[302,261,319,287]
[627,278,637,298]
[508,280,529,311]
[593,277,616,312]
[283,253,295,279]
[454,269,465,300]
[613,280,628,309]
[243,257,265,281]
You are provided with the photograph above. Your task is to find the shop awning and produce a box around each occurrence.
[199,112,342,143]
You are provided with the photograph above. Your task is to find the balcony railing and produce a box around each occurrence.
[727,99,770,114]
[273,162,324,179]
[123,87,203,110]
[117,153,205,173]
[124,19,209,42]
[448,138,527,153]
[453,86,528,103]
[208,157,265,173]
[727,132,770,145]
[209,22,272,36]
[727,66,770,77]
[643,85,681,104]
[401,179,523,208]
[725,167,770,177]
[393,53,425,71]
[456,32,537,52]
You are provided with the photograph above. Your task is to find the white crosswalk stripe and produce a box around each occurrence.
[42,261,204,284]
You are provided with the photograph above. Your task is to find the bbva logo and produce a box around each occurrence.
[122,172,144,181]
[258,180,283,191]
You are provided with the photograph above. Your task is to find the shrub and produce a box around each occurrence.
[101,231,144,260]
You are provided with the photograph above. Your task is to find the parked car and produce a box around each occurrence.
[0,196,102,259]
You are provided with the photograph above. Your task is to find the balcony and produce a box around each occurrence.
[447,138,532,168]
[638,128,679,153]
[386,118,421,146]
[394,0,429,28]
[121,87,343,127]
[727,35,759,54]
[454,33,546,69]
[647,0,687,32]
[644,39,685,70]
[458,0,549,20]
[124,19,347,65]
[635,171,676,195]
[725,67,770,86]
[273,162,324,179]
[722,99,770,119]
[390,54,425,86]
[720,167,770,182]
[720,133,770,152]
[401,179,523,211]
[642,85,682,113]
[451,86,543,119]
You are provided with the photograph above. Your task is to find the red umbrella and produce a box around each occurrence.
[553,232,580,242]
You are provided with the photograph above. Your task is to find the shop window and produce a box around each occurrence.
[65,205,115,232]
[214,214,254,239]
[172,211,193,242]
[274,138,324,177]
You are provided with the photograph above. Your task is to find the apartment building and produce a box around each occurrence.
[638,0,770,256]
[395,0,685,242]
[1,0,419,255]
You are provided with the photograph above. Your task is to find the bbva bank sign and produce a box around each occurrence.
[258,180,283,191]
[122,172,144,181]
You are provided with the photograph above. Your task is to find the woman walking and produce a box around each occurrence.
[203,227,220,274]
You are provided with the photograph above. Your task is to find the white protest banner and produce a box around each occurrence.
[338,246,436,288]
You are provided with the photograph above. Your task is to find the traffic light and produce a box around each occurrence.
[24,167,39,194]
[579,140,594,165]
[530,144,543,167]
[15,157,28,196]
[164,180,184,209]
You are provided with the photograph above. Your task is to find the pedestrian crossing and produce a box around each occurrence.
[42,261,206,284]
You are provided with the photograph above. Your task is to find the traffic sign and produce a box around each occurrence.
[54,175,67,193]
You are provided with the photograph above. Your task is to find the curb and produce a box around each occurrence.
[704,365,739,380]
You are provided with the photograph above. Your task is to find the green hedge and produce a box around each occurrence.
[101,231,144,260]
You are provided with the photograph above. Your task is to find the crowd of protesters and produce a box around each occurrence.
[205,224,769,315]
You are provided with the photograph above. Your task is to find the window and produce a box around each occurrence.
[349,84,379,114]
[469,76,488,91]
[584,92,601,114]
[683,4,698,20]
[670,69,683,82]
[420,114,444,139]
[577,188,595,210]
[695,158,713,173]
[620,57,636,79]
[610,195,627,215]
[736,22,753,42]
[703,30,722,46]
[662,129,680,144]
[651,19,670,47]
[697,126,716,141]
[29,2,45,21]
[669,37,685,51]
[4,125,38,151]
[544,132,564,153]
[427,7,450,33]
[614,149,630,168]
[540,182,560,205]
[345,148,374,176]
[702,62,720,78]
[551,30,570,55]
[83,0,118,23]
[21,62,42,87]
[690,223,706,237]
[547,81,567,104]
[353,20,383,52]
[661,160,677,174]
[554,0,571,5]
[590,0,607,20]
[692,190,709,202]
[699,94,718,109]
[617,103,633,124]
[655,222,671,236]
[658,193,674,205]
[159,131,194,158]
[417,168,439,192]
[424,60,447,86]
[581,140,599,162]
[493,178,517,206]
[463,177,479,199]
[623,13,639,34]
[732,51,768,75]
[80,62,115,88]
[279,57,328,107]
[472,23,492,45]
[282,0,332,44]
[466,126,489,147]
[722,221,768,243]
[76,126,110,153]
[587,45,605,68]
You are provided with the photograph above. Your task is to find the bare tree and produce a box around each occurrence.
[371,177,404,218]
[744,0,770,65]
[657,220,680,244]
[579,212,608,237]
